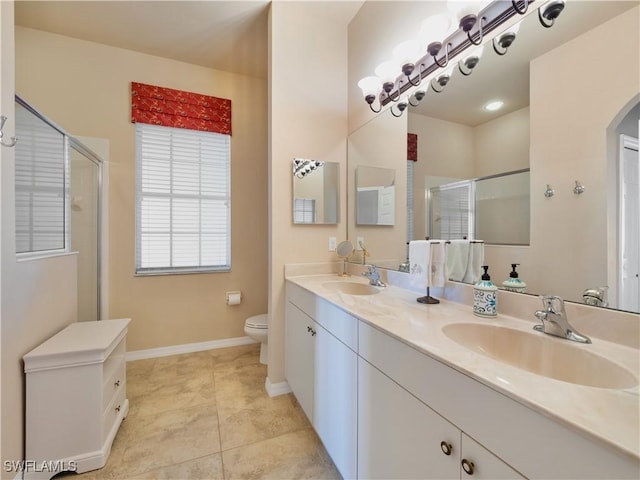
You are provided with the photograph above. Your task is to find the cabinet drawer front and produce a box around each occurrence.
[316,298,358,352]
[286,282,316,318]
[103,359,125,411]
[102,388,126,444]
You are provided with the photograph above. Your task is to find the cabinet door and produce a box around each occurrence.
[460,433,525,480]
[285,302,315,421]
[358,357,459,480]
[314,324,358,480]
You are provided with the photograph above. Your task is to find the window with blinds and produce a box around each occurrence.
[15,102,68,254]
[293,198,316,224]
[135,123,231,274]
[429,181,473,240]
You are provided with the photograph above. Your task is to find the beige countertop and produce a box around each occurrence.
[286,273,640,462]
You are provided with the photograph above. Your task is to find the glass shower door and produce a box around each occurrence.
[70,144,101,321]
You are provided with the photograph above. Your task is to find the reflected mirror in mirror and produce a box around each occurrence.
[292,159,340,225]
[347,1,640,313]
[356,166,396,226]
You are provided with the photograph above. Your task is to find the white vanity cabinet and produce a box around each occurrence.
[358,357,523,480]
[23,318,131,479]
[285,283,358,479]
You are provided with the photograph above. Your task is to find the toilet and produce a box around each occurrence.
[244,314,268,365]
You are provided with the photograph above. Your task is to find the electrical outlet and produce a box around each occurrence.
[328,237,337,252]
[356,236,364,250]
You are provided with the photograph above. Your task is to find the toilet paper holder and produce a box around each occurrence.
[226,291,242,306]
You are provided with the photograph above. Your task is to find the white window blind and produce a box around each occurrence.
[293,198,316,224]
[135,123,231,274]
[15,102,68,254]
[429,181,472,240]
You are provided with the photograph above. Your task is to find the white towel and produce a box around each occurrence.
[462,242,485,284]
[429,241,446,288]
[409,240,430,290]
[446,240,470,282]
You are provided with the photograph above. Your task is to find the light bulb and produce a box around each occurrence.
[447,0,492,21]
[375,60,400,84]
[357,76,382,98]
[420,14,454,45]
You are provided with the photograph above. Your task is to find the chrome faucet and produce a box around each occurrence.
[533,295,591,344]
[363,265,386,287]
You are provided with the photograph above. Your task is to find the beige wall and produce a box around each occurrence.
[528,6,639,304]
[2,5,79,472]
[268,1,349,385]
[16,26,268,352]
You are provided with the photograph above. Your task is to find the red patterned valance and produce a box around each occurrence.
[408,133,418,161]
[131,82,231,135]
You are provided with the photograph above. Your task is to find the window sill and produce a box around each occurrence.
[135,267,231,277]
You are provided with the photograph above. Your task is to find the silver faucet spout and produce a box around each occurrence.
[533,295,591,343]
[362,265,386,287]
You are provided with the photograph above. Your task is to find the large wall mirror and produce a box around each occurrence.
[347,1,640,313]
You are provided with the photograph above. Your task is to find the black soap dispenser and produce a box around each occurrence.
[473,266,498,317]
[502,264,527,293]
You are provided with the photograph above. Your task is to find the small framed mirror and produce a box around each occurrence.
[356,166,396,226]
[292,159,340,224]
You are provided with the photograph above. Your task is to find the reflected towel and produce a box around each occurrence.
[462,242,485,284]
[429,241,446,288]
[446,240,470,282]
[409,240,430,290]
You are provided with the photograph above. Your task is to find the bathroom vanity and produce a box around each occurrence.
[285,275,639,479]
[23,318,130,479]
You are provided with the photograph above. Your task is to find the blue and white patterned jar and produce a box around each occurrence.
[473,280,498,317]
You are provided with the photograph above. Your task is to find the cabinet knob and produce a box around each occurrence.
[307,326,312,333]
[310,328,316,336]
[115,405,121,413]
[114,379,121,387]
[440,441,453,456]
[461,459,475,476]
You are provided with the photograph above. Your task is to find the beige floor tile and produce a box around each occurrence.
[222,428,341,480]
[117,402,221,476]
[217,393,310,451]
[213,362,268,405]
[208,343,261,367]
[134,453,225,480]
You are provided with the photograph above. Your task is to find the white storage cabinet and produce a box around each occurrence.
[23,318,131,479]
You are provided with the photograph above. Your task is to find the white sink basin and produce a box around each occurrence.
[443,323,637,389]
[322,281,380,296]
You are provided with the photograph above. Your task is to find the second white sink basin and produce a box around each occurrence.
[443,323,637,389]
[322,281,380,296]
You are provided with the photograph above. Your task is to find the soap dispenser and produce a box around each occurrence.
[502,264,527,293]
[473,265,498,317]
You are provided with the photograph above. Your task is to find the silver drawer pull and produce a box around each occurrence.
[115,405,121,413]
[440,441,452,456]
[114,379,121,388]
[461,459,475,475]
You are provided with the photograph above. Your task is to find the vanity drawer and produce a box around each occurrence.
[286,282,316,318]
[316,297,358,352]
[102,359,125,411]
[102,388,126,444]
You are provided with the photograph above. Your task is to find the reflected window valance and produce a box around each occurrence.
[408,133,418,161]
[131,82,231,135]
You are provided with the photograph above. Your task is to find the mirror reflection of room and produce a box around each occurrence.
[347,1,639,313]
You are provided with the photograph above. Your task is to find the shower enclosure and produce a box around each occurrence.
[15,96,104,321]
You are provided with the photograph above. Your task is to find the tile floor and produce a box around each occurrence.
[68,344,340,480]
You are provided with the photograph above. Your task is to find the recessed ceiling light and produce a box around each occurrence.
[484,100,504,112]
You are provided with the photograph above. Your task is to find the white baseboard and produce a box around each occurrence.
[126,336,257,361]
[265,377,292,397]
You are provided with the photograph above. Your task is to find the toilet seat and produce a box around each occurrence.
[245,314,268,330]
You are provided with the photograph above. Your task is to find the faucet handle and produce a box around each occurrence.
[539,295,565,314]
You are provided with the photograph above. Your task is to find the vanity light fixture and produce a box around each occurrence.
[358,76,383,113]
[358,0,557,117]
[448,0,492,46]
[293,158,324,178]
[409,88,427,107]
[458,45,483,76]
[393,40,424,86]
[538,0,565,28]
[484,100,504,111]
[431,70,453,93]
[375,61,402,101]
[493,21,521,56]
[421,14,455,68]
[391,96,410,117]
